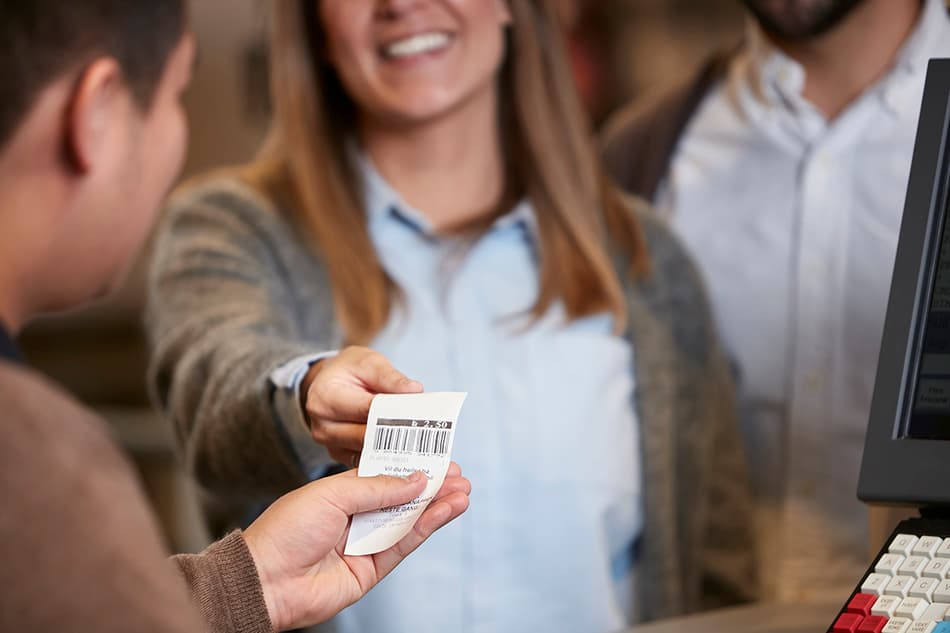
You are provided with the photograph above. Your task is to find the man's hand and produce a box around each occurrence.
[243,463,470,631]
[301,346,423,466]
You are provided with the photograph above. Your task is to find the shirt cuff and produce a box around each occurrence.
[270,351,338,479]
[170,530,272,633]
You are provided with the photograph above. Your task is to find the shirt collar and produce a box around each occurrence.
[0,321,22,364]
[744,0,947,115]
[355,145,537,241]
[744,20,807,112]
[893,0,950,76]
[355,145,427,231]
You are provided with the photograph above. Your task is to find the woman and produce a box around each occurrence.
[147,1,756,631]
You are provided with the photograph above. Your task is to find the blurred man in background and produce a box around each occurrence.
[603,0,950,602]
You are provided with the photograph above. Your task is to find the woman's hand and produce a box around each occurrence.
[301,346,422,466]
[243,463,471,631]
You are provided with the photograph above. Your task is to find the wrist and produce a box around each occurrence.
[243,529,287,632]
[298,361,325,428]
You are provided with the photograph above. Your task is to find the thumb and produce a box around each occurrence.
[357,354,423,395]
[320,470,428,517]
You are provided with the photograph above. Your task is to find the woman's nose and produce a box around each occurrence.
[375,0,427,21]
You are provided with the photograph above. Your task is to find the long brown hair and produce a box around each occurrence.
[248,1,648,345]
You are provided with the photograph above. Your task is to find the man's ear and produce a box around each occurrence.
[64,58,125,173]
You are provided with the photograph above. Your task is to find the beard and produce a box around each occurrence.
[741,0,868,40]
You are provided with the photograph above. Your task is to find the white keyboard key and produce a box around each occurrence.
[912,577,940,600]
[901,556,930,578]
[916,536,944,558]
[882,617,912,633]
[920,602,950,622]
[879,554,909,575]
[892,534,921,556]
[924,558,950,579]
[935,580,950,603]
[887,575,917,598]
[872,595,902,617]
[937,538,950,559]
[896,597,928,619]
[909,622,937,633]
[865,573,894,595]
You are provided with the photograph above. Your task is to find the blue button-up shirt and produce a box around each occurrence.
[273,155,642,633]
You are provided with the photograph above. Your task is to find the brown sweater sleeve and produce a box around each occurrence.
[0,364,274,633]
[171,531,273,633]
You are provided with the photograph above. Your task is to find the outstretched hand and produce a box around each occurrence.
[243,463,470,631]
[301,346,423,467]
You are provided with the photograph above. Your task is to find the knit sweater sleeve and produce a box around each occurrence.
[647,210,760,610]
[146,176,337,500]
[170,531,273,633]
[653,205,758,609]
[628,201,759,617]
[0,363,265,633]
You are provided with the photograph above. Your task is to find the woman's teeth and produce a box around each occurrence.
[384,32,451,59]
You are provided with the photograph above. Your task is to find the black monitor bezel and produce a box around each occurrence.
[858,59,950,506]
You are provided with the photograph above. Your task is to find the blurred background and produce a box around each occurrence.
[19,0,745,553]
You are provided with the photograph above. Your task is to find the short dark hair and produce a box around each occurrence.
[0,1,187,148]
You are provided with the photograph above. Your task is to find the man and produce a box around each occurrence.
[603,0,950,602]
[0,2,470,631]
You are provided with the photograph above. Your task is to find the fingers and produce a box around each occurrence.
[352,348,423,395]
[309,348,423,421]
[431,474,471,503]
[305,350,423,458]
[309,380,375,425]
[314,419,367,453]
[410,470,470,540]
[414,490,470,537]
[327,449,361,470]
[371,488,470,577]
[317,470,428,517]
[429,463,466,501]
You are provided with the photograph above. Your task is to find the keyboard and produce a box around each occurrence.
[829,518,950,633]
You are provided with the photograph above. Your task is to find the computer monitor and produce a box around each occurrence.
[859,59,950,509]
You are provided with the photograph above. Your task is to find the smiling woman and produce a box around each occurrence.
[258,0,648,344]
[317,0,511,129]
[146,1,758,632]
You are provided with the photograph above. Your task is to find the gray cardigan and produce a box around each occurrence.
[146,176,758,623]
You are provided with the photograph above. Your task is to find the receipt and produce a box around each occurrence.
[344,391,467,556]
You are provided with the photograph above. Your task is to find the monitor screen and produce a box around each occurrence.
[858,58,950,506]
[908,194,950,440]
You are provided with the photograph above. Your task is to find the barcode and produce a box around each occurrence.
[373,425,451,456]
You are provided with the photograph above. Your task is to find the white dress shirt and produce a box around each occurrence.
[659,0,950,601]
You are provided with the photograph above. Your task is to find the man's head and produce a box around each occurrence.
[0,1,193,329]
[741,0,867,40]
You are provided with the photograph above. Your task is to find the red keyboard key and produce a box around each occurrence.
[847,594,878,617]
[857,615,888,633]
[833,612,863,632]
